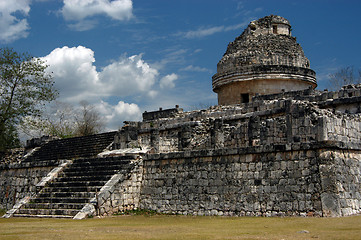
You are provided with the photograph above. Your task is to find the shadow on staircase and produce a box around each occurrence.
[12,156,135,218]
[23,131,117,163]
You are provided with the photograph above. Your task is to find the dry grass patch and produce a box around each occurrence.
[0,215,361,239]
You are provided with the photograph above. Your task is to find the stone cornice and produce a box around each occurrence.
[212,65,316,91]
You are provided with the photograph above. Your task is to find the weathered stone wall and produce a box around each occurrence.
[114,85,361,155]
[114,100,322,153]
[115,86,361,217]
[97,157,143,216]
[0,162,59,210]
[324,114,361,143]
[318,150,361,216]
[139,147,361,217]
[140,149,320,217]
[143,106,183,121]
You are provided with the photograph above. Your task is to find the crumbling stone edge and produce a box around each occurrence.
[146,140,361,161]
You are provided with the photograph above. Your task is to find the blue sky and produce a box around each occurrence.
[1,0,360,131]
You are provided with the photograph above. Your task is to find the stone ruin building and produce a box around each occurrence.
[1,15,361,219]
[213,15,317,105]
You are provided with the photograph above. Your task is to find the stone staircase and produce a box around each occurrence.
[13,156,132,218]
[23,131,117,163]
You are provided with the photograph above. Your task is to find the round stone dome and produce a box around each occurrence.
[212,15,317,105]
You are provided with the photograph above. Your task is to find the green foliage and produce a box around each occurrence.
[0,47,57,151]
[0,120,20,150]
[0,208,6,216]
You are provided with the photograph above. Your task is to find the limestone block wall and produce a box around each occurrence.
[158,129,179,153]
[0,162,58,210]
[113,86,361,155]
[140,148,324,217]
[318,150,361,216]
[324,114,361,143]
[119,100,325,154]
[97,157,143,216]
[140,147,361,217]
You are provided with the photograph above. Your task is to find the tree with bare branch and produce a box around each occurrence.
[329,66,361,90]
[74,101,104,136]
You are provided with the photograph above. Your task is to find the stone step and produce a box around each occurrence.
[71,158,131,166]
[70,162,130,169]
[12,154,136,218]
[16,208,79,216]
[33,197,91,204]
[60,169,118,177]
[38,191,95,199]
[49,180,107,187]
[24,202,85,210]
[41,186,102,193]
[23,131,116,162]
[12,214,73,219]
[74,156,133,163]
[63,164,126,171]
[56,175,110,182]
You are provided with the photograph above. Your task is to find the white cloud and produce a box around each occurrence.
[183,26,224,39]
[100,54,159,96]
[67,19,98,31]
[41,45,180,130]
[0,0,31,43]
[160,73,178,89]
[225,23,248,31]
[95,100,141,130]
[147,90,158,98]
[61,0,133,30]
[42,46,100,103]
[178,22,248,39]
[42,46,165,103]
[181,65,211,73]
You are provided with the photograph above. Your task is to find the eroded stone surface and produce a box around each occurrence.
[212,15,316,105]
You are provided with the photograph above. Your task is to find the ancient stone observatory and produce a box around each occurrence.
[1,15,360,219]
[212,15,317,105]
[1,85,361,219]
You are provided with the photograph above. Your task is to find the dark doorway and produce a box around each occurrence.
[241,93,250,103]
[273,25,278,34]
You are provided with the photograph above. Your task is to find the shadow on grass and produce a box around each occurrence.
[0,208,6,216]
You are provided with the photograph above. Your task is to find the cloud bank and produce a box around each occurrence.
[0,0,135,42]
[0,0,31,43]
[42,45,177,130]
[61,0,133,30]
[177,23,248,39]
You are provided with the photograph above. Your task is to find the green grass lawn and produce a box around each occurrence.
[0,215,361,240]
